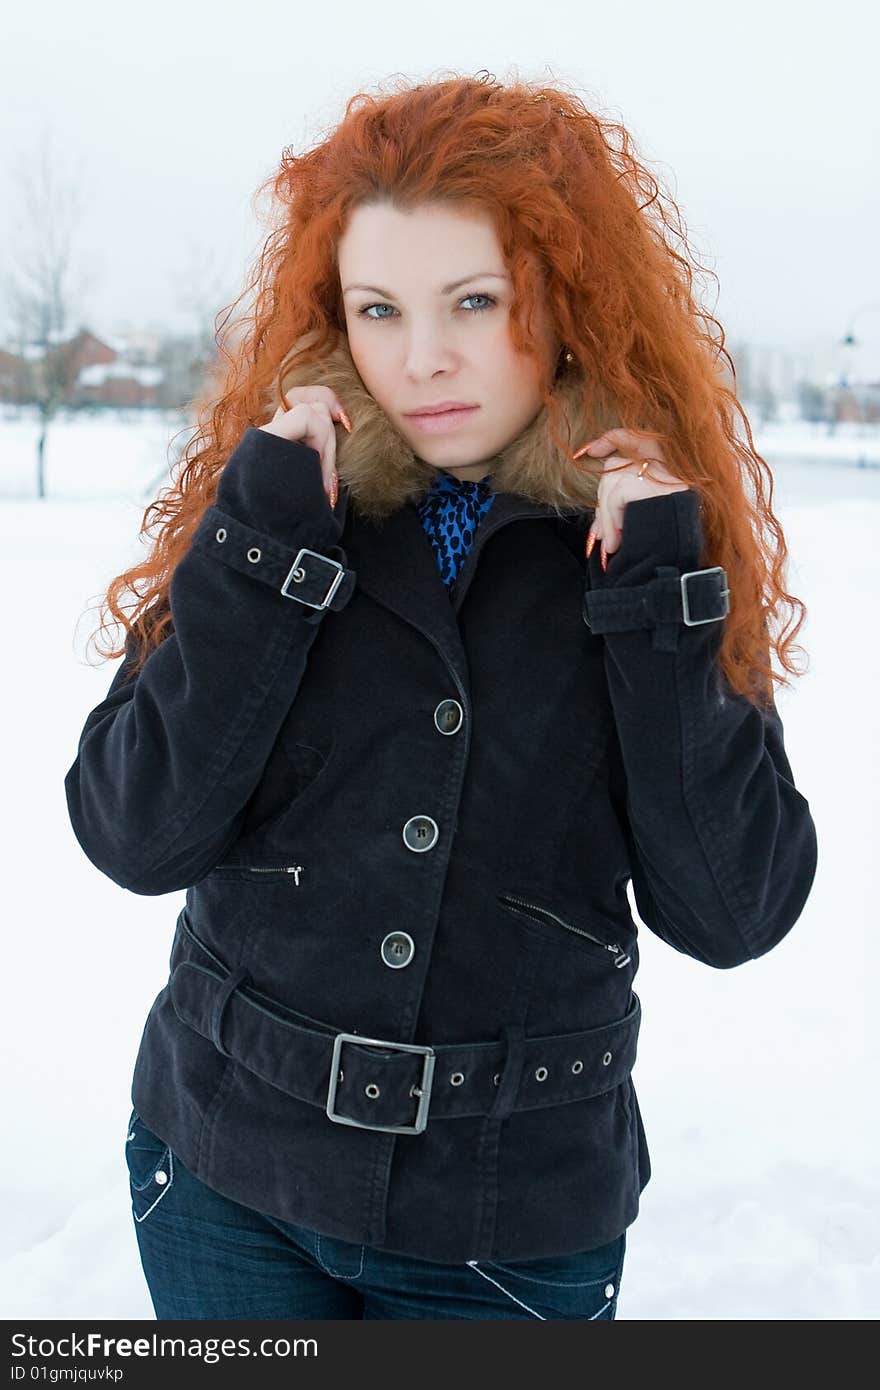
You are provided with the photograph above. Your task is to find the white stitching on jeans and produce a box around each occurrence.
[482,1261,614,1289]
[589,1299,612,1319]
[132,1148,174,1223]
[315,1231,365,1281]
[466,1260,546,1319]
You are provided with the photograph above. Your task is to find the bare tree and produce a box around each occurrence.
[151,237,233,413]
[2,123,97,498]
[172,236,233,371]
[135,239,234,499]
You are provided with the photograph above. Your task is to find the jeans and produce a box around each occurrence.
[126,1107,626,1320]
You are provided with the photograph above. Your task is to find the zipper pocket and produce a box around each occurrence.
[497,892,632,968]
[209,863,304,882]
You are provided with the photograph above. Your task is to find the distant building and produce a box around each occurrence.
[830,381,880,424]
[0,327,164,406]
[75,359,163,407]
[0,347,30,401]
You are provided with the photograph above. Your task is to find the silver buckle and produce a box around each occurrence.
[326,1032,436,1134]
[680,566,730,626]
[280,548,345,609]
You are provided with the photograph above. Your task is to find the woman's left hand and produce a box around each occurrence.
[573,428,691,571]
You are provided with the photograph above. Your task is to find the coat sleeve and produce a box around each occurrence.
[64,427,356,896]
[586,488,818,969]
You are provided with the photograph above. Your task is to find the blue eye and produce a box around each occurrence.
[356,293,497,322]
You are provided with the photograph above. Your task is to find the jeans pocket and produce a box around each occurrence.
[125,1107,175,1224]
[469,1232,626,1320]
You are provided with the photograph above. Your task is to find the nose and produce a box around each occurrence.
[401,333,460,379]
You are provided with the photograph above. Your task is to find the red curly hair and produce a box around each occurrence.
[88,70,807,709]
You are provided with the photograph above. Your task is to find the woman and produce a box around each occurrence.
[64,74,818,1320]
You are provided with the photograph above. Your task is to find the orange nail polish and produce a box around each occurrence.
[329,472,339,508]
[586,529,597,560]
[339,409,353,433]
[601,542,607,573]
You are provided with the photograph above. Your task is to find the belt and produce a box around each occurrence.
[168,911,642,1137]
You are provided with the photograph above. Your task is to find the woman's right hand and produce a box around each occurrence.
[259,386,352,508]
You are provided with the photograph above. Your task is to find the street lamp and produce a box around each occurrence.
[840,301,880,386]
[836,302,880,431]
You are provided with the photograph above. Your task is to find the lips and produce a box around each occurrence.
[405,403,478,417]
[404,405,480,434]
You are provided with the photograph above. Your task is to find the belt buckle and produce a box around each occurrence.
[680,566,730,626]
[326,1032,436,1134]
[280,548,344,609]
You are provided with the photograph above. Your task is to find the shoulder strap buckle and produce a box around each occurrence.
[281,548,347,609]
[680,566,730,625]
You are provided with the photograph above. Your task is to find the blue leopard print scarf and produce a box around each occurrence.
[415,469,496,594]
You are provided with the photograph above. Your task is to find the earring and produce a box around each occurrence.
[555,346,575,380]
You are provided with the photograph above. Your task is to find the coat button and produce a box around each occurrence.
[380,931,415,968]
[402,815,439,852]
[434,699,463,735]
[605,1283,615,1299]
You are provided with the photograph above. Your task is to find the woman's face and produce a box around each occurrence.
[337,200,559,482]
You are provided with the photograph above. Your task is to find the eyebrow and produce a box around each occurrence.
[342,271,510,297]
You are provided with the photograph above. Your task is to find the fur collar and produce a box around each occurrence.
[278,331,616,522]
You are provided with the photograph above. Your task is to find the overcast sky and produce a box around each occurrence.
[2,0,877,368]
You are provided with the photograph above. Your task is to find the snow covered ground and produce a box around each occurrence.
[1,407,877,1320]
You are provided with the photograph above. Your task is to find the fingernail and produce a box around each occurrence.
[328,471,339,508]
[601,541,607,573]
[586,528,597,560]
[572,443,593,460]
[339,409,353,433]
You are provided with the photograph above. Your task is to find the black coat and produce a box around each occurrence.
[64,419,818,1264]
